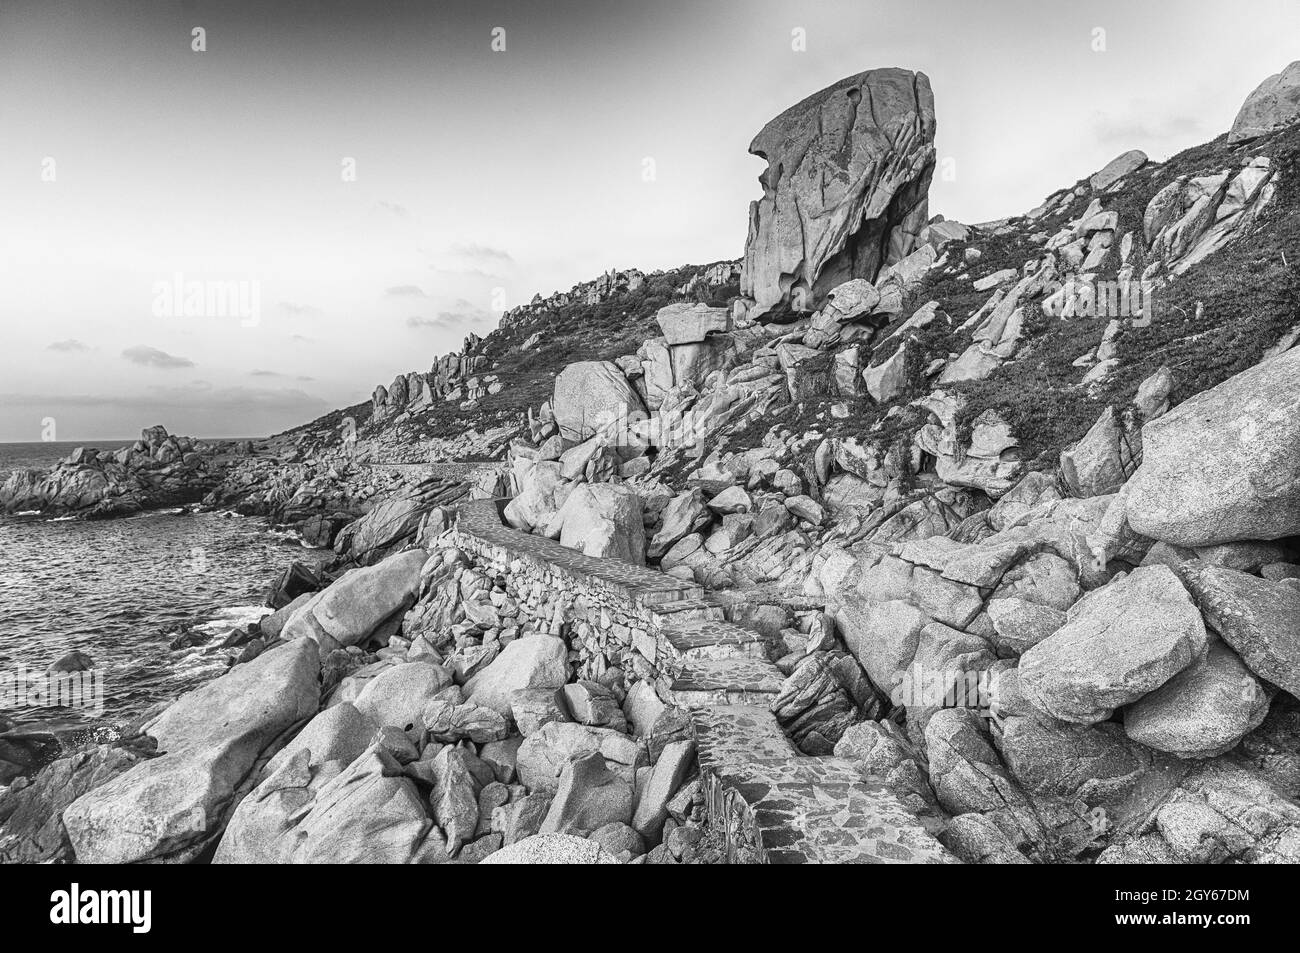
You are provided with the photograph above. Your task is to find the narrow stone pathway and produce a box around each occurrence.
[452,498,955,863]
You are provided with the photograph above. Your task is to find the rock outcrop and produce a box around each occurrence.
[552,361,646,442]
[0,425,233,517]
[62,640,321,863]
[1230,60,1300,143]
[1018,565,1208,725]
[1125,347,1300,547]
[741,68,937,317]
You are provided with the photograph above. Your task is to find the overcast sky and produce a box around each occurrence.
[1,0,1296,440]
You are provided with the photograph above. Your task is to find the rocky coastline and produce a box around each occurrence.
[4,59,1300,865]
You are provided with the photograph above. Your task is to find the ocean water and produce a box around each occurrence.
[0,441,324,735]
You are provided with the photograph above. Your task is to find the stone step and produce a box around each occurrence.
[689,706,956,864]
[668,656,786,707]
[701,755,959,864]
[657,618,776,672]
[647,599,727,625]
[690,705,798,771]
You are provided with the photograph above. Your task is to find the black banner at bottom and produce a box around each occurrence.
[0,863,1275,940]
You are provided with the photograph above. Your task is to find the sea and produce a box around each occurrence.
[0,440,326,737]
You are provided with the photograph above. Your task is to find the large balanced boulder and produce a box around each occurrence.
[1230,60,1300,143]
[1017,565,1208,724]
[655,302,731,345]
[63,639,321,863]
[552,361,646,442]
[1125,348,1300,547]
[741,67,936,317]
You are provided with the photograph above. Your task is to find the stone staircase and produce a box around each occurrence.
[656,601,955,862]
[452,498,955,864]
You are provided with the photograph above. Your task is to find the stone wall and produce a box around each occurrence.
[445,498,955,864]
[448,498,709,701]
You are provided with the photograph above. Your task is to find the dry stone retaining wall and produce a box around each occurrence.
[448,498,955,864]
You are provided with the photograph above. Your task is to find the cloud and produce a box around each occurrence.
[407,307,491,331]
[448,242,513,263]
[428,266,508,284]
[1088,110,1206,149]
[279,301,323,317]
[0,383,327,416]
[247,369,314,382]
[374,201,413,220]
[385,285,428,298]
[121,345,195,369]
[46,339,90,353]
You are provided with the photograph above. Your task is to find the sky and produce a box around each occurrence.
[1,0,1297,441]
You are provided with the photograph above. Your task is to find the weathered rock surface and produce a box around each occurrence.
[1182,564,1300,698]
[334,497,426,565]
[465,635,570,717]
[480,832,621,864]
[1089,149,1147,191]
[504,462,575,532]
[540,752,634,836]
[1125,347,1300,547]
[1018,565,1208,724]
[63,640,321,863]
[516,722,645,794]
[552,361,646,442]
[631,739,694,843]
[284,549,426,648]
[1124,642,1270,758]
[352,661,452,730]
[741,68,936,317]
[1230,60,1300,142]
[215,745,446,863]
[0,744,142,863]
[1098,763,1300,864]
[655,302,731,345]
[553,482,646,564]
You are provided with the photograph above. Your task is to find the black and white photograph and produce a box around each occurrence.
[1,0,1298,899]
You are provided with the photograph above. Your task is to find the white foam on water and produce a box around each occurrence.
[267,525,310,546]
[172,649,231,680]
[194,604,266,635]
[46,515,78,522]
